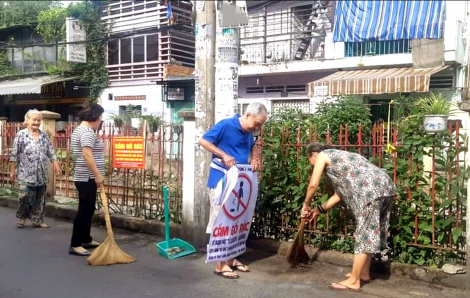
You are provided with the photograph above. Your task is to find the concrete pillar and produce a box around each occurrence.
[178,109,196,242]
[39,110,60,202]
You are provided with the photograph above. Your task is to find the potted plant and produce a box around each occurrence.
[108,113,126,129]
[418,92,454,133]
[126,104,142,129]
[145,114,163,134]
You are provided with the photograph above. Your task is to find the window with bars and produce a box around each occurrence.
[265,86,285,93]
[272,100,310,114]
[429,75,454,89]
[246,85,307,94]
[246,86,264,94]
[286,84,306,92]
[345,39,412,57]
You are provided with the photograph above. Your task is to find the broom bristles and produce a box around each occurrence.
[87,236,136,266]
[286,218,309,267]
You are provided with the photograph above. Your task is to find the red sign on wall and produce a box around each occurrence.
[112,137,145,169]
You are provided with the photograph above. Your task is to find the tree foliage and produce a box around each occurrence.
[36,7,67,43]
[0,50,16,77]
[0,1,61,28]
[308,95,373,143]
[36,0,109,103]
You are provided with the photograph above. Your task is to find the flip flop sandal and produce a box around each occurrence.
[231,264,251,272]
[345,274,372,284]
[17,221,25,228]
[213,270,239,279]
[329,282,362,292]
[33,223,50,228]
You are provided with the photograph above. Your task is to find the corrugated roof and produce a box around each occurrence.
[0,76,80,96]
[308,66,449,97]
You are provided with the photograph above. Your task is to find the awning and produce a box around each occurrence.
[0,76,79,96]
[333,1,445,42]
[308,66,448,97]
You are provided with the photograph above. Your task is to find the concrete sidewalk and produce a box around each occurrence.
[0,206,467,298]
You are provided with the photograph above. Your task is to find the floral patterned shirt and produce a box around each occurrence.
[10,128,57,186]
[323,149,397,213]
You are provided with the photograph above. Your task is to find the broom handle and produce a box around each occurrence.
[163,186,170,244]
[99,185,114,238]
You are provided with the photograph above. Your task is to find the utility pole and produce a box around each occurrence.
[215,13,240,122]
[192,0,216,248]
[214,0,248,122]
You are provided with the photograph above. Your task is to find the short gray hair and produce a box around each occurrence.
[243,102,268,117]
[24,109,42,124]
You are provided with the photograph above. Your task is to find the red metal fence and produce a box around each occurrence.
[1,118,467,258]
[0,121,184,223]
[253,122,467,258]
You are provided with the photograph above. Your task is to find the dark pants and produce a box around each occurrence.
[16,185,47,225]
[70,179,97,247]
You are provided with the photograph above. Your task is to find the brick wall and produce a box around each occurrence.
[164,64,194,79]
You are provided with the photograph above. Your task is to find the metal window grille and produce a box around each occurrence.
[344,39,412,57]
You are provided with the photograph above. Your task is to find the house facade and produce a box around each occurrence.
[239,1,469,123]
[0,25,89,122]
[99,0,195,124]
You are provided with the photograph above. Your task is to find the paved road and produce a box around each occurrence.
[0,206,466,298]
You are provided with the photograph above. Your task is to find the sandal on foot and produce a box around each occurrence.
[329,282,362,292]
[213,270,239,279]
[33,223,50,228]
[229,260,250,272]
[231,264,250,272]
[17,220,25,228]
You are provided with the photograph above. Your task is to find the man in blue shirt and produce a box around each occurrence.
[199,102,268,279]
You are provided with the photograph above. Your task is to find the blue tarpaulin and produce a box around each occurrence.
[333,1,445,42]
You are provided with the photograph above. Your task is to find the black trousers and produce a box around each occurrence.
[70,179,97,247]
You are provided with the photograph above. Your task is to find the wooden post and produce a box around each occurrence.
[0,117,7,156]
[39,110,60,202]
[190,0,216,248]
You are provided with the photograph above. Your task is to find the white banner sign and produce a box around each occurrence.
[168,88,184,101]
[206,166,258,263]
[66,18,86,63]
[314,85,328,97]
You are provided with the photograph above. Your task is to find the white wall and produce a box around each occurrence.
[99,84,167,123]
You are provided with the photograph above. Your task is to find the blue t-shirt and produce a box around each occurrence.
[202,114,255,188]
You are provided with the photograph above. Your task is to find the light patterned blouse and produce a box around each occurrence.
[10,128,57,186]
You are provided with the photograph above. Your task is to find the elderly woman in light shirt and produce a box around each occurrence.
[10,109,61,228]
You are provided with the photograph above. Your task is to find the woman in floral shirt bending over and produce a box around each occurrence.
[10,109,61,228]
[301,143,397,292]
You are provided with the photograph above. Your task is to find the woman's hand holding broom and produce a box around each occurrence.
[285,203,321,267]
[301,205,321,223]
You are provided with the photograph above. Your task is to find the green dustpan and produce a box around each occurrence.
[157,186,196,259]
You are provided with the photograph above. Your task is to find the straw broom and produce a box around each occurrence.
[87,186,136,266]
[285,218,309,267]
